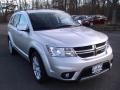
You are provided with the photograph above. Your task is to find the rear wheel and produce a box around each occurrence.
[31,52,47,83]
[8,39,16,55]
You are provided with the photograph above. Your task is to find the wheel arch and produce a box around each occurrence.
[29,47,37,62]
[8,32,14,44]
[28,47,52,76]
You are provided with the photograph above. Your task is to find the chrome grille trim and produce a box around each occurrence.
[74,41,106,58]
[74,45,93,51]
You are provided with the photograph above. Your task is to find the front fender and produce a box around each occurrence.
[28,41,52,76]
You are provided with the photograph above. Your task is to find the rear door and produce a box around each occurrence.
[8,14,21,46]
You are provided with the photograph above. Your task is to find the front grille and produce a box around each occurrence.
[96,42,106,48]
[78,52,94,58]
[96,48,105,55]
[74,42,106,58]
[74,45,92,51]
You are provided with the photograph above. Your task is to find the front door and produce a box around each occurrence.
[15,14,30,55]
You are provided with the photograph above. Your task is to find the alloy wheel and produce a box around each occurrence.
[32,56,41,80]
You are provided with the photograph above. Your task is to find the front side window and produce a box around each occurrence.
[12,14,20,27]
[16,14,28,30]
[29,11,78,31]
[18,15,27,26]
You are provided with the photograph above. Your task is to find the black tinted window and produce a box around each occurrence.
[29,12,77,31]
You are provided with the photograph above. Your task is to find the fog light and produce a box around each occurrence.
[61,72,75,79]
[65,73,70,78]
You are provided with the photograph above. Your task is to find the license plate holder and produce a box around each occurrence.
[92,63,103,74]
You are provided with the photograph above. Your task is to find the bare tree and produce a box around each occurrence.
[111,0,119,24]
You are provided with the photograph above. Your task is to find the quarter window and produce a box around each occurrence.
[9,16,14,25]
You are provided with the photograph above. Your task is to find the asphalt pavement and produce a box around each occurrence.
[0,24,120,90]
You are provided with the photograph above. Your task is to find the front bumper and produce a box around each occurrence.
[48,46,113,81]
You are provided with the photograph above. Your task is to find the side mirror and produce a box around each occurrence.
[17,24,29,32]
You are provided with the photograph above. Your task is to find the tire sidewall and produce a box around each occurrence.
[31,52,47,82]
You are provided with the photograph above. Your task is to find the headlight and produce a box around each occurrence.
[47,46,77,57]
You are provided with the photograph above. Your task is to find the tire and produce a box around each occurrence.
[8,38,16,55]
[30,51,47,83]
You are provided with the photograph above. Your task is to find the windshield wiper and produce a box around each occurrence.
[56,24,79,29]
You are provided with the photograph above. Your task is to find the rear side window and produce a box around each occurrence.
[10,14,20,27]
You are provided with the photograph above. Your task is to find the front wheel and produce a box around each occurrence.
[31,52,47,83]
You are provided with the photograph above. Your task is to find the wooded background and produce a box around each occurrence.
[0,0,120,23]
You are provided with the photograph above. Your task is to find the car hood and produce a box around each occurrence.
[34,26,108,47]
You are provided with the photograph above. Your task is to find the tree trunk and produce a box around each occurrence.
[112,9,117,24]
[64,0,67,11]
[112,0,118,24]
[19,0,22,10]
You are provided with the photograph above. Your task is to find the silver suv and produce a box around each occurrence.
[8,9,113,82]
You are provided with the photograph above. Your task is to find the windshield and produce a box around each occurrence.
[29,11,78,31]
